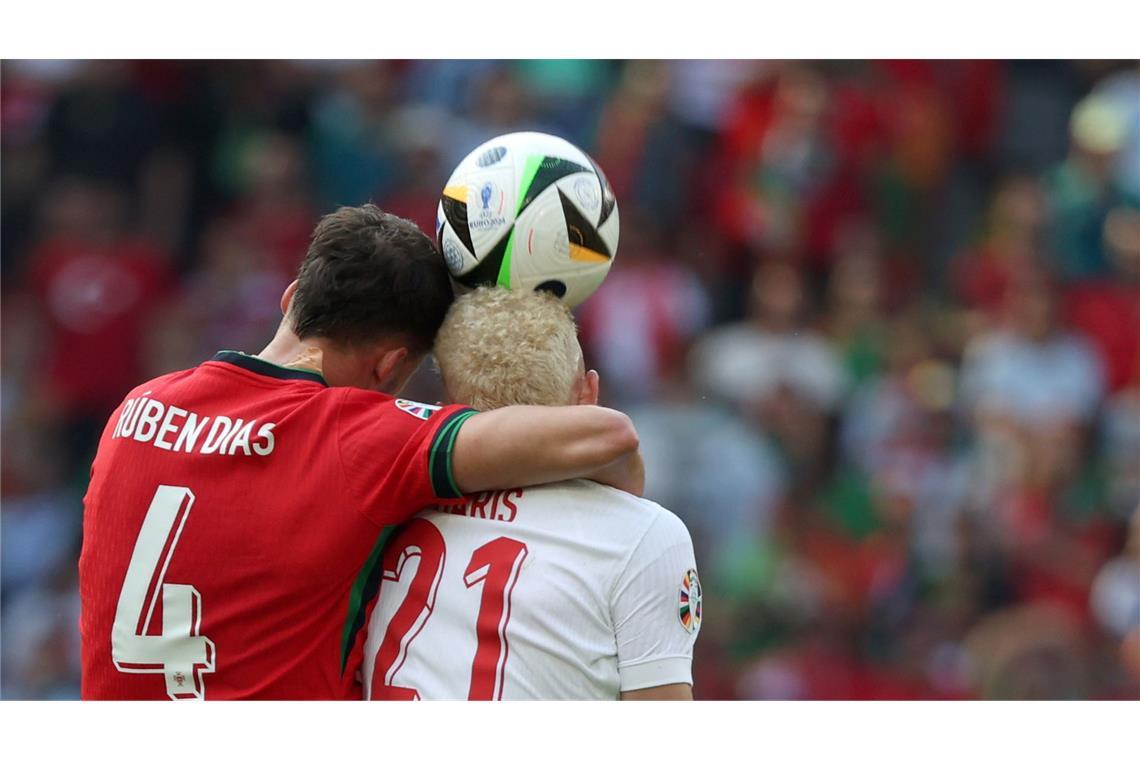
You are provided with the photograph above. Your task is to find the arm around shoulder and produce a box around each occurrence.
[449,404,640,495]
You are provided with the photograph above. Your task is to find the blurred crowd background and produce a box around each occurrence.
[2,59,1139,700]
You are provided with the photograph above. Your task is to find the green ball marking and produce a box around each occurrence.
[496,229,515,289]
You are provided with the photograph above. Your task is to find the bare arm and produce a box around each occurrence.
[450,404,642,496]
[621,683,693,700]
[588,446,645,498]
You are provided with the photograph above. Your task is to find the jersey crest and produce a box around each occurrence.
[679,568,702,634]
[395,399,442,420]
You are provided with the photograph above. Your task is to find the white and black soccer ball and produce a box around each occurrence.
[436,131,619,309]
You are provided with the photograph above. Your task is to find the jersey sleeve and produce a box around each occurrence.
[336,391,477,526]
[611,508,702,692]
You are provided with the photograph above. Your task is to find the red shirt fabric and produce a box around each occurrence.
[79,351,475,699]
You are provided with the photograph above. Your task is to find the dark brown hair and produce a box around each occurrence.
[290,204,454,352]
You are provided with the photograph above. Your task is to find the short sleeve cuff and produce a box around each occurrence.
[618,656,693,691]
[428,408,478,499]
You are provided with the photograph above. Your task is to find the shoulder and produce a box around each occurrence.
[334,391,475,472]
[334,390,466,428]
[545,478,657,507]
[550,480,693,543]
[125,367,198,398]
[337,390,462,420]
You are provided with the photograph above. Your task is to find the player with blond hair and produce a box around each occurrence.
[362,286,701,700]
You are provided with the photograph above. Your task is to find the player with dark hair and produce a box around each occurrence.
[78,205,642,700]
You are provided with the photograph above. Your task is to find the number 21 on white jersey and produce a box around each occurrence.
[364,518,527,700]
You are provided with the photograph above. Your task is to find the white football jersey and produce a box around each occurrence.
[361,479,701,700]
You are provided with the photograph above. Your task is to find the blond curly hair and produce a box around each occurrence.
[433,287,581,411]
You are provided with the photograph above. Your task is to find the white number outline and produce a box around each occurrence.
[111,485,215,699]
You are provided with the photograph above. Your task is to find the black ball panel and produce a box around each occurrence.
[440,194,475,255]
[452,227,512,289]
[534,280,568,298]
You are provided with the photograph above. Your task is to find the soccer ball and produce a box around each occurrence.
[436,131,619,309]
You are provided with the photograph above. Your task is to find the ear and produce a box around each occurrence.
[280,280,299,316]
[577,369,600,406]
[373,346,411,394]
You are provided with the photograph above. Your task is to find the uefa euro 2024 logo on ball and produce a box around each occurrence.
[470,181,506,232]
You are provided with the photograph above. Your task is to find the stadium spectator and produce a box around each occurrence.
[577,211,711,407]
[1090,65,1140,198]
[1042,92,1140,280]
[690,258,847,486]
[1063,204,1140,393]
[22,177,175,469]
[839,313,966,577]
[958,269,1105,432]
[950,175,1048,320]
[821,222,889,388]
[307,62,403,210]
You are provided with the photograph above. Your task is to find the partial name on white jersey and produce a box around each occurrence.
[361,479,701,700]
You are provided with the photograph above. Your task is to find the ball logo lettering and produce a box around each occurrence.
[573,176,601,212]
[469,180,507,232]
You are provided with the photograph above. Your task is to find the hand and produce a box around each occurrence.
[588,447,645,498]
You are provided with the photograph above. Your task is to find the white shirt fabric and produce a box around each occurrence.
[361,479,701,700]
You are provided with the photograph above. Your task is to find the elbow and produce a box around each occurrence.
[600,410,639,461]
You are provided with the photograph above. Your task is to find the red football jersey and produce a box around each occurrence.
[79,350,475,700]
